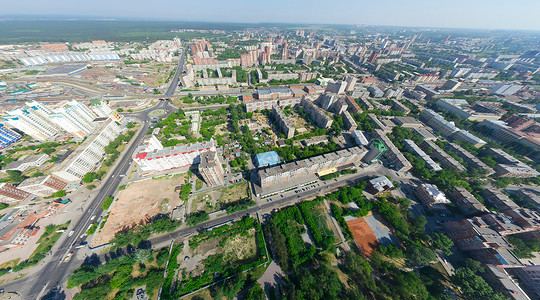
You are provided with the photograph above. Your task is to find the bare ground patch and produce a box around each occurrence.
[90,175,186,247]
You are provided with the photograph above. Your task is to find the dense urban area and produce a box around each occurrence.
[0,22,538,300]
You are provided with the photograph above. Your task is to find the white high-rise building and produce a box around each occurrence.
[49,100,96,138]
[3,107,59,141]
[92,101,114,118]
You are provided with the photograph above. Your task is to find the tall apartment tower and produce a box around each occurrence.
[281,42,288,59]
[3,107,59,141]
[198,151,225,187]
[345,76,357,92]
[368,51,378,64]
[91,101,114,118]
[49,100,97,138]
[0,124,22,148]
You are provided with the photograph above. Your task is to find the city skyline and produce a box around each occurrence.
[2,0,540,31]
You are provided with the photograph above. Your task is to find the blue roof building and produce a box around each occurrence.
[0,124,22,149]
[255,151,280,167]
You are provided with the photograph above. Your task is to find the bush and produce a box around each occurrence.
[50,190,66,198]
[101,196,114,210]
[186,211,209,227]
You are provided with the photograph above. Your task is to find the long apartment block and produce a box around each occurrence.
[257,146,367,188]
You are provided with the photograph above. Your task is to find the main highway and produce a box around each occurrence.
[164,48,186,97]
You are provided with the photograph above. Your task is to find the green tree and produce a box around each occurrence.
[82,172,97,183]
[431,233,454,256]
[6,170,26,184]
[245,283,265,300]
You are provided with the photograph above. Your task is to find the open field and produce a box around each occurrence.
[90,175,186,247]
[347,217,378,257]
[190,181,249,213]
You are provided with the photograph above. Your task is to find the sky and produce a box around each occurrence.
[3,0,540,31]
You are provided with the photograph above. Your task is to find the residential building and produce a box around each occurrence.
[391,99,410,115]
[368,86,384,98]
[301,98,333,129]
[392,116,423,128]
[344,95,363,114]
[481,209,540,236]
[444,218,520,265]
[352,130,369,146]
[416,183,450,210]
[301,136,327,147]
[257,147,366,188]
[240,53,252,67]
[49,100,97,138]
[3,107,59,141]
[91,101,114,118]
[2,154,49,172]
[422,140,466,172]
[318,93,338,110]
[486,148,540,178]
[52,119,122,181]
[420,109,486,147]
[366,176,394,195]
[503,265,540,299]
[0,183,31,203]
[342,111,357,131]
[198,151,225,187]
[325,80,347,94]
[481,186,520,211]
[357,97,374,110]
[420,109,460,136]
[436,98,502,121]
[17,175,68,197]
[517,189,540,211]
[368,114,394,133]
[133,139,215,175]
[362,139,386,164]
[257,87,293,100]
[414,85,439,99]
[404,139,442,171]
[448,186,488,216]
[446,142,494,175]
[333,98,348,114]
[244,97,301,112]
[480,117,540,154]
[0,124,22,149]
[491,84,523,96]
[372,129,412,172]
[440,79,462,92]
[271,106,295,139]
[385,87,404,99]
[452,130,487,147]
[412,128,438,141]
[344,76,357,92]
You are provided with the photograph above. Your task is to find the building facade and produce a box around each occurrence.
[17,175,68,197]
[198,151,225,186]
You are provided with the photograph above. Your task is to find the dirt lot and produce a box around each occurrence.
[190,181,249,213]
[91,175,186,247]
[347,217,378,257]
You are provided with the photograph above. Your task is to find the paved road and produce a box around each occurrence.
[0,101,174,299]
[164,48,186,97]
[147,169,385,249]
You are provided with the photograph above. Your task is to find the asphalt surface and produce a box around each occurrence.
[0,101,174,299]
[164,48,186,97]
[147,169,385,249]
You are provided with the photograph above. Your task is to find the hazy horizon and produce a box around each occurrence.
[2,0,540,31]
